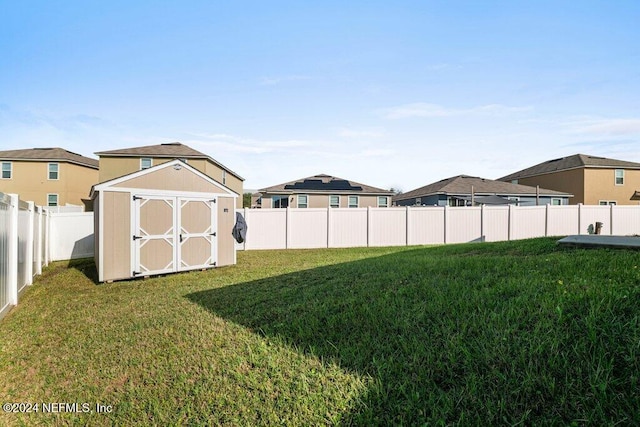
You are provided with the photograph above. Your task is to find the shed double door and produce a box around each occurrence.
[133,195,217,277]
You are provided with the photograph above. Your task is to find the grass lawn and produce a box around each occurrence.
[1,238,639,425]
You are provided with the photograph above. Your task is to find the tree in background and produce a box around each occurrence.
[243,193,252,208]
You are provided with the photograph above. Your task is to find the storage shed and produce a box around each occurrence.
[90,160,238,282]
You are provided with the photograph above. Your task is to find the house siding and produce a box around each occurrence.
[259,193,390,209]
[583,168,640,205]
[515,169,584,205]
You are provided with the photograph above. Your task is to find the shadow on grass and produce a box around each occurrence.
[67,257,99,284]
[186,241,640,425]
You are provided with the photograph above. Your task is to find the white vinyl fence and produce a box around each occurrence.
[0,193,49,320]
[236,204,640,250]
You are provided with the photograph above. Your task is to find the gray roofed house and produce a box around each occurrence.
[394,175,572,207]
[0,147,99,208]
[258,174,395,208]
[498,153,640,205]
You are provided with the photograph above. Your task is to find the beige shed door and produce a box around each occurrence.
[133,195,217,277]
[177,198,216,271]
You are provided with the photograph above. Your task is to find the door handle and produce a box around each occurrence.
[179,234,183,243]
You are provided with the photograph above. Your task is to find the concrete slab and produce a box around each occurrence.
[557,235,640,249]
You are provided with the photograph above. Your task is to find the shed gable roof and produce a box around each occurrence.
[0,147,98,169]
[395,175,572,201]
[91,159,237,198]
[260,174,394,195]
[95,142,244,180]
[500,153,640,181]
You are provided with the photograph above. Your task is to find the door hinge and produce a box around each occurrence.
[133,195,142,201]
[133,235,142,241]
[210,232,217,237]
[210,199,217,203]
[210,261,217,266]
[133,271,141,276]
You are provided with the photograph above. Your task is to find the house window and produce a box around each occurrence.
[222,170,227,185]
[377,196,389,207]
[141,158,152,169]
[329,195,340,208]
[448,197,466,207]
[47,194,59,206]
[272,195,289,208]
[48,163,59,180]
[348,196,359,208]
[1,162,11,179]
[599,200,617,206]
[415,197,422,206]
[551,198,562,206]
[297,194,308,208]
[615,169,624,185]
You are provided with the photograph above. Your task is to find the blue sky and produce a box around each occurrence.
[1,1,639,192]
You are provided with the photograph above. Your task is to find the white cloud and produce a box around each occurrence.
[381,102,532,119]
[336,127,385,139]
[566,118,640,136]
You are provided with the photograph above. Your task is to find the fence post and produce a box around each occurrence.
[35,206,43,275]
[545,204,549,237]
[285,207,291,249]
[326,207,332,248]
[26,201,34,285]
[8,194,19,306]
[367,206,372,247]
[480,204,485,242]
[508,204,513,241]
[577,204,582,235]
[610,204,614,235]
[444,205,448,244]
[405,206,410,246]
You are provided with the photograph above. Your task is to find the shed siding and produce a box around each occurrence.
[113,166,216,193]
[217,197,236,267]
[103,191,131,281]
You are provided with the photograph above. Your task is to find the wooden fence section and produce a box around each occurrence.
[0,193,49,320]
[237,204,640,250]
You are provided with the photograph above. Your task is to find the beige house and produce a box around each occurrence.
[499,154,640,205]
[95,142,244,207]
[91,159,237,282]
[257,174,394,209]
[0,147,98,209]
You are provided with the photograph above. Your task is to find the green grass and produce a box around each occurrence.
[1,238,639,425]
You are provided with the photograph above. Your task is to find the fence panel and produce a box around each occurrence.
[482,206,509,242]
[330,209,368,248]
[370,208,407,247]
[446,207,482,243]
[17,201,31,294]
[288,209,328,249]
[244,209,287,250]
[579,205,612,235]
[0,194,11,318]
[611,206,640,235]
[547,205,579,236]
[49,213,94,261]
[510,206,547,240]
[407,207,445,245]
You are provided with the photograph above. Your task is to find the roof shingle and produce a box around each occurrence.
[0,147,98,169]
[395,175,571,201]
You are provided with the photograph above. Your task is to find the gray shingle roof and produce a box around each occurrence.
[395,175,571,202]
[500,154,640,181]
[0,147,98,169]
[95,142,244,180]
[260,174,394,195]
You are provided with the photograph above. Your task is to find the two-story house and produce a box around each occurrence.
[95,142,244,207]
[0,147,99,209]
[499,154,640,205]
[257,174,394,208]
